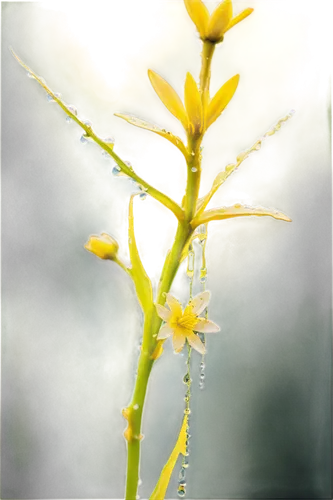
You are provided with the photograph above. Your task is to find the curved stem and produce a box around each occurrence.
[125,222,193,500]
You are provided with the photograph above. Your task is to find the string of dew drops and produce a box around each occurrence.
[42,79,151,200]
[177,243,195,498]
[198,223,208,391]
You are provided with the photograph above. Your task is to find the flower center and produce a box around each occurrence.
[177,313,197,331]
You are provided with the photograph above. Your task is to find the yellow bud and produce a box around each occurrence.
[207,0,232,43]
[84,233,119,260]
[183,0,210,39]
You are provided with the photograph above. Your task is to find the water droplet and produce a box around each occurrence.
[236,152,247,162]
[67,104,78,116]
[191,167,197,172]
[138,478,143,486]
[27,72,36,79]
[47,94,55,102]
[179,467,186,481]
[112,165,122,176]
[80,135,88,144]
[254,140,262,151]
[66,116,72,123]
[179,479,186,486]
[177,486,186,498]
[225,164,234,172]
[39,77,46,84]
[184,394,190,403]
[183,373,191,385]
[183,457,189,468]
[199,146,204,152]
[184,408,191,415]
[102,151,111,158]
[83,120,92,128]
[199,380,205,390]
[133,404,139,410]
[139,192,147,201]
[200,268,207,283]
[125,161,132,167]
[200,373,205,381]
[200,361,205,370]
[54,92,62,99]
[191,151,195,156]
[136,495,140,499]
[104,136,115,145]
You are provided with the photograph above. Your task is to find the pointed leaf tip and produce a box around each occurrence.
[184,72,203,135]
[206,73,240,129]
[184,0,210,38]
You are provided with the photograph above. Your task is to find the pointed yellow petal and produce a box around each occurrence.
[157,324,174,340]
[114,113,188,159]
[148,70,188,129]
[225,8,254,33]
[187,332,206,354]
[173,330,186,353]
[150,341,164,361]
[165,293,183,318]
[192,204,292,228]
[207,0,233,42]
[183,0,210,38]
[206,74,239,129]
[156,304,172,322]
[190,290,211,315]
[184,72,203,135]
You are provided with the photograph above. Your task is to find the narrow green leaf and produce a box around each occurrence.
[149,415,188,500]
[128,195,154,315]
[9,47,184,220]
[192,203,292,228]
[115,113,188,159]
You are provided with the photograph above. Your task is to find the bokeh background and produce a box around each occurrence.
[1,1,332,499]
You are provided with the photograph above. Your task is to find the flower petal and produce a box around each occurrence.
[207,0,233,42]
[206,74,239,129]
[166,293,183,318]
[157,324,174,340]
[187,332,206,354]
[225,8,254,33]
[156,304,172,322]
[184,72,203,135]
[148,70,188,129]
[194,318,220,333]
[183,0,210,39]
[172,329,186,353]
[189,290,211,315]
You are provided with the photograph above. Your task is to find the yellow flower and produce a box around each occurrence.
[184,0,254,43]
[156,291,220,354]
[84,233,119,260]
[148,69,203,136]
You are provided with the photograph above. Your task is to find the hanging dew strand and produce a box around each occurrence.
[177,245,195,498]
[198,224,208,390]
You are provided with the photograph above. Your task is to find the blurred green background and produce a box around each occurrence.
[1,1,331,498]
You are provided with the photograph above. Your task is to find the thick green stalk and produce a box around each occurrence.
[124,222,193,500]
[124,35,216,500]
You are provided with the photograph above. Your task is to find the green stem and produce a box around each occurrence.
[123,36,214,500]
[125,222,193,500]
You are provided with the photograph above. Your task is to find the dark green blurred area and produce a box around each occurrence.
[2,3,332,500]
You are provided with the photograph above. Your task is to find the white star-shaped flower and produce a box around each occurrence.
[156,291,220,354]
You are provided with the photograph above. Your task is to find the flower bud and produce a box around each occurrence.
[84,233,119,260]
